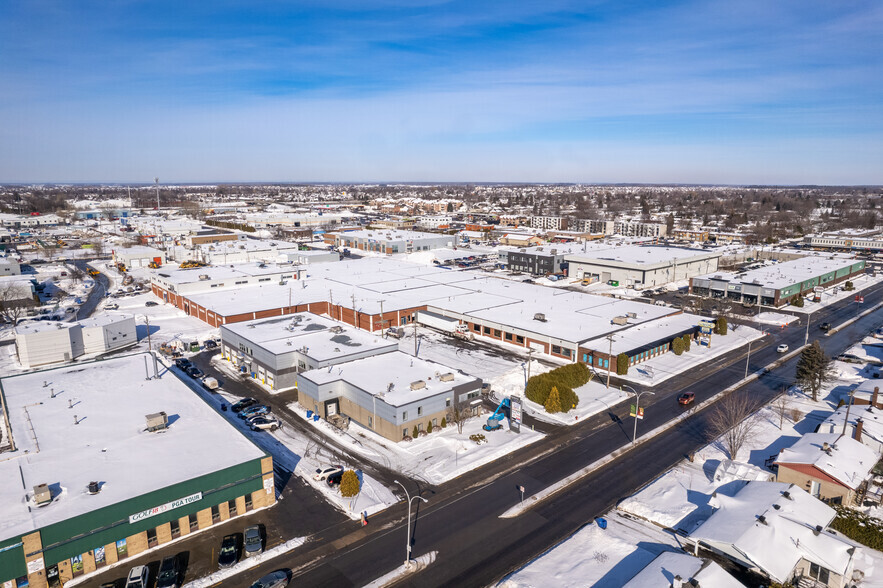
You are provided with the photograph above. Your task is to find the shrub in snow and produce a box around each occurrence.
[616,353,629,375]
[791,296,804,308]
[671,337,685,356]
[339,470,360,498]
[412,425,419,439]
[844,281,855,291]
[714,316,728,335]
[525,363,587,407]
[440,417,447,429]
[402,435,413,442]
[544,386,562,413]
[426,421,433,434]
[682,333,692,351]
[469,433,487,444]
[831,506,883,550]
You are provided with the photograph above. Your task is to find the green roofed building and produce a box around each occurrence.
[0,353,275,588]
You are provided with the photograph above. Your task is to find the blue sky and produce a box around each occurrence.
[1,0,881,184]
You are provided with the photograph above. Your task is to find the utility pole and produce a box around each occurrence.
[606,335,614,389]
[145,315,152,351]
[744,339,752,379]
[527,348,533,382]
[154,177,160,212]
[413,314,418,357]
[352,293,357,329]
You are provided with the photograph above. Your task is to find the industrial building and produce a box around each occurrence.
[0,256,21,276]
[0,354,274,588]
[565,246,721,288]
[803,233,883,253]
[14,314,137,368]
[219,313,397,390]
[112,246,165,269]
[689,256,866,307]
[334,229,454,254]
[296,351,482,441]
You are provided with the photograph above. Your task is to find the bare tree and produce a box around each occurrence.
[771,394,790,430]
[0,281,37,324]
[69,267,85,284]
[707,392,763,460]
[446,396,471,435]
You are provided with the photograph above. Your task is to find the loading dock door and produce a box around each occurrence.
[529,341,545,353]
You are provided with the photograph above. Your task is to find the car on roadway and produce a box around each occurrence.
[677,392,695,406]
[326,471,344,487]
[820,322,831,332]
[777,344,789,353]
[145,301,159,307]
[217,534,241,568]
[244,525,264,558]
[249,570,291,588]
[313,466,343,482]
[249,416,281,431]
[175,358,193,371]
[186,366,204,379]
[239,405,271,420]
[125,565,149,588]
[156,555,180,588]
[231,397,258,413]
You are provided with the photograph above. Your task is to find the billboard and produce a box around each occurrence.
[509,395,523,433]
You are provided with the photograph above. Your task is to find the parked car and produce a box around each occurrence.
[239,405,271,419]
[677,392,695,406]
[244,525,264,558]
[249,416,281,431]
[204,339,218,349]
[313,466,343,482]
[125,565,149,588]
[231,397,258,413]
[145,300,159,307]
[820,322,831,332]
[249,570,291,588]
[776,344,789,353]
[218,534,241,568]
[175,358,193,370]
[186,366,204,379]
[326,471,344,487]
[105,303,119,310]
[156,555,180,588]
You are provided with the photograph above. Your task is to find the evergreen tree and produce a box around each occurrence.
[682,333,692,351]
[440,417,447,429]
[671,337,685,356]
[339,470,360,497]
[427,421,433,434]
[714,316,728,335]
[796,341,834,401]
[412,425,419,438]
[616,353,629,375]
[544,386,562,413]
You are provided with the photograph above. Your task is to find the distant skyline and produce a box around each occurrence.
[1,1,881,185]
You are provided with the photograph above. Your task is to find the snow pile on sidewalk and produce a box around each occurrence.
[289,401,543,485]
[499,513,680,587]
[753,312,798,326]
[363,551,437,588]
[182,536,306,588]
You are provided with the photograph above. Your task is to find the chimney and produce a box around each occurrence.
[672,576,683,588]
[874,387,881,408]
[822,442,829,452]
[813,524,823,536]
[855,418,864,443]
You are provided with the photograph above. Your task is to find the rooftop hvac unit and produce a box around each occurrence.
[611,316,629,325]
[410,380,426,390]
[329,326,344,334]
[439,372,455,382]
[626,312,637,319]
[33,483,52,506]
[87,481,101,494]
[533,313,547,322]
[146,411,168,432]
[198,274,210,280]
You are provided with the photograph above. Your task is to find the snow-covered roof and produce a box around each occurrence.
[697,255,860,290]
[565,245,719,267]
[623,552,743,588]
[0,353,265,542]
[14,320,78,336]
[77,312,134,329]
[299,351,479,407]
[113,245,164,258]
[691,482,854,583]
[157,261,297,285]
[339,229,452,242]
[820,405,883,447]
[775,432,877,490]
[581,312,709,355]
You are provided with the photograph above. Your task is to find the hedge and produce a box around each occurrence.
[671,337,685,356]
[616,353,629,376]
[682,334,691,352]
[830,506,883,551]
[524,363,586,412]
[714,316,728,335]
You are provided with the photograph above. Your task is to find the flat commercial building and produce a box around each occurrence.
[112,246,165,269]
[151,262,303,303]
[335,229,454,254]
[0,354,274,588]
[804,233,883,253]
[296,351,482,441]
[565,246,721,288]
[0,256,21,276]
[689,256,866,306]
[14,314,137,368]
[219,313,397,390]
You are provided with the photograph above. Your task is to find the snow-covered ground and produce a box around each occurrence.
[499,512,684,587]
[617,323,765,387]
[752,311,799,326]
[289,401,543,485]
[780,273,883,314]
[363,551,438,588]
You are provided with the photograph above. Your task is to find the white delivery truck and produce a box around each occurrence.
[416,311,474,341]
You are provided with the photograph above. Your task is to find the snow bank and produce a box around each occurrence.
[363,551,437,588]
[182,537,307,588]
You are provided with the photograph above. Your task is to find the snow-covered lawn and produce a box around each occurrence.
[499,512,683,587]
[289,401,544,485]
[753,311,799,326]
[617,323,764,387]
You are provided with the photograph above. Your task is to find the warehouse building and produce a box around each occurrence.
[219,313,397,390]
[14,314,137,368]
[689,256,866,307]
[334,229,454,254]
[112,246,166,269]
[0,354,274,588]
[803,233,883,253]
[0,256,21,276]
[296,351,482,441]
[565,246,721,288]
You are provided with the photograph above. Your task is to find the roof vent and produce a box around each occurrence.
[611,316,629,325]
[757,515,767,525]
[88,481,101,494]
[198,274,210,280]
[814,525,823,536]
[146,411,168,432]
[34,484,52,506]
[329,326,344,334]
[410,380,426,390]
[782,491,792,500]
[533,313,547,322]
[626,312,637,319]
[439,372,455,382]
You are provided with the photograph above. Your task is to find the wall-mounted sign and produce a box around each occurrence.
[129,492,202,524]
[26,557,44,574]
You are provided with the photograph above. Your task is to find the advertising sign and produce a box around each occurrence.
[129,492,202,524]
[629,405,644,419]
[509,395,523,433]
[26,558,44,574]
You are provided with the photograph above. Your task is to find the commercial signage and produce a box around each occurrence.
[264,477,274,495]
[26,558,44,574]
[509,395,523,433]
[629,405,644,419]
[129,492,202,524]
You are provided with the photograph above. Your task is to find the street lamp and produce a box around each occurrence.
[394,480,428,569]
[804,307,813,346]
[744,339,753,379]
[622,385,654,445]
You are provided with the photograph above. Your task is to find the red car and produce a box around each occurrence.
[678,392,695,406]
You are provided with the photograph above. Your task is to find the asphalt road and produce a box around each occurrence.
[71,259,110,318]
[214,279,883,588]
